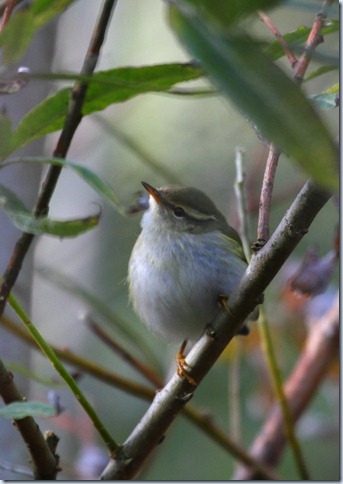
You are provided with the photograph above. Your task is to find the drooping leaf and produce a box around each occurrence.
[0,0,77,64]
[0,401,56,420]
[9,88,70,156]
[8,63,202,156]
[1,156,124,214]
[169,3,338,190]
[0,183,100,237]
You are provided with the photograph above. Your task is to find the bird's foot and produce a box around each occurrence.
[176,339,197,386]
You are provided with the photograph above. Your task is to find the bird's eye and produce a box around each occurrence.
[173,206,186,218]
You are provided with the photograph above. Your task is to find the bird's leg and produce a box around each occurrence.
[218,293,250,336]
[218,293,233,314]
[176,339,196,386]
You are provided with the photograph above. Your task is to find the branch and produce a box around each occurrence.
[100,179,332,480]
[233,292,339,479]
[0,314,277,480]
[0,360,58,479]
[258,10,297,67]
[0,0,118,477]
[255,144,281,244]
[0,0,118,317]
[293,0,333,81]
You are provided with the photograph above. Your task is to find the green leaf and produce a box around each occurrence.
[174,0,280,30]
[8,63,202,156]
[169,4,338,190]
[0,113,13,158]
[305,65,338,82]
[0,401,56,420]
[9,88,70,156]
[310,84,339,110]
[2,156,124,214]
[0,0,77,64]
[266,21,339,61]
[0,183,100,237]
[83,63,203,114]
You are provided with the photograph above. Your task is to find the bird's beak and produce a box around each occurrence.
[141,181,164,205]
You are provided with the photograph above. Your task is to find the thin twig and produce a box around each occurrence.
[234,147,252,259]
[255,144,281,245]
[0,0,118,317]
[0,359,58,479]
[0,1,118,477]
[0,314,277,480]
[258,10,298,67]
[87,317,164,388]
[234,293,339,479]
[8,293,120,456]
[293,0,333,81]
[253,5,334,475]
[0,0,17,31]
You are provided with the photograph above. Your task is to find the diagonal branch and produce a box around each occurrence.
[0,360,58,479]
[0,0,118,317]
[100,179,332,480]
[0,0,118,478]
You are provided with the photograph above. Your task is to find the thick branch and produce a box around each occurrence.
[234,293,339,479]
[100,179,332,480]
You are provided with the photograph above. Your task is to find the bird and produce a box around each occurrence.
[128,182,256,383]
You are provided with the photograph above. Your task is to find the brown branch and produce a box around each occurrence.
[255,0,332,247]
[0,360,59,479]
[233,293,339,479]
[87,317,164,388]
[0,0,19,31]
[255,144,281,245]
[293,0,333,81]
[0,0,118,317]
[1,314,277,480]
[0,0,118,478]
[99,180,332,480]
[258,10,297,67]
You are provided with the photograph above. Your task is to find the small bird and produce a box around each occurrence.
[128,182,255,381]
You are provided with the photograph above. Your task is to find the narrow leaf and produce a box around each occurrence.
[0,183,100,237]
[169,4,338,190]
[8,63,202,156]
[0,402,56,420]
[1,156,124,214]
[305,65,338,82]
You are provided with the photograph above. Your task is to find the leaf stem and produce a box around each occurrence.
[7,293,120,457]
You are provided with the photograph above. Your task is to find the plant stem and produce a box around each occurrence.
[8,293,120,457]
[257,306,310,480]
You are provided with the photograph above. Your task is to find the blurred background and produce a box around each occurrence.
[0,0,338,479]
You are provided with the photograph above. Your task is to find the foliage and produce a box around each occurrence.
[0,0,338,481]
